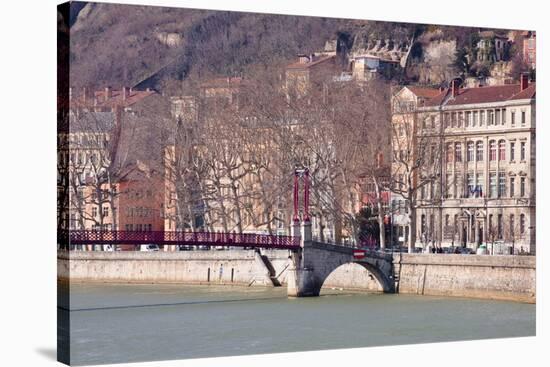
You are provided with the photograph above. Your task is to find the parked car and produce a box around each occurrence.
[139,244,160,252]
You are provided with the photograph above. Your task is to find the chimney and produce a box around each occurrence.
[451,79,460,97]
[146,87,151,92]
[105,86,112,101]
[122,86,128,101]
[298,54,309,64]
[520,73,529,91]
[82,87,94,105]
[376,152,384,168]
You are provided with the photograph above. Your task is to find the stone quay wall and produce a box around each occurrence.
[395,254,536,303]
[58,251,536,302]
[58,250,274,286]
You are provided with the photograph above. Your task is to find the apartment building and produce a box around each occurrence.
[413,75,536,253]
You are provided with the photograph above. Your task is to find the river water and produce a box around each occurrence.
[61,283,535,366]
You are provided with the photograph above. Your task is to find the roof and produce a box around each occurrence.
[69,111,115,133]
[353,54,400,63]
[423,83,536,107]
[405,86,441,99]
[70,88,156,109]
[286,55,335,70]
[479,30,508,39]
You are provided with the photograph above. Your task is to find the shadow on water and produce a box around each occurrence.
[60,296,288,312]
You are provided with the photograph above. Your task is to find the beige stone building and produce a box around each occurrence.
[411,76,536,253]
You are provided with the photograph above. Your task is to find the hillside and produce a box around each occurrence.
[65,2,520,91]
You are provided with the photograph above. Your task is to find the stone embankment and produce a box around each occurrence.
[58,250,535,303]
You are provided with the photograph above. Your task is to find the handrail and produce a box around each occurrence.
[63,229,300,250]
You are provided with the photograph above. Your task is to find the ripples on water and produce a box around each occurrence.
[62,283,535,366]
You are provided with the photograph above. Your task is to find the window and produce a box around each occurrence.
[446,143,454,163]
[510,177,515,197]
[421,214,427,238]
[472,111,478,126]
[446,174,452,198]
[489,214,493,235]
[476,141,484,161]
[454,214,459,234]
[456,174,463,198]
[495,109,500,125]
[489,173,497,198]
[92,207,98,217]
[444,113,450,128]
[509,214,515,239]
[422,117,427,129]
[520,142,526,161]
[467,173,475,197]
[480,111,485,126]
[488,110,494,125]
[430,115,435,128]
[455,142,462,162]
[457,112,463,128]
[520,177,526,197]
[511,110,516,126]
[498,140,506,161]
[451,113,456,127]
[489,140,497,161]
[476,173,484,197]
[502,109,506,125]
[498,172,506,197]
[510,142,515,161]
[465,112,471,127]
[497,214,503,239]
[520,214,526,235]
[521,110,526,125]
[102,206,108,217]
[467,142,474,161]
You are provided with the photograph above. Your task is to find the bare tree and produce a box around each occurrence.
[390,97,442,253]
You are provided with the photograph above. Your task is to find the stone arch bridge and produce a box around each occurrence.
[286,222,396,297]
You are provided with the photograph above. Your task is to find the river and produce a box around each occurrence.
[60,282,535,366]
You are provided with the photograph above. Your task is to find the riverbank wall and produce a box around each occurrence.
[58,250,275,286]
[396,254,536,303]
[58,250,536,302]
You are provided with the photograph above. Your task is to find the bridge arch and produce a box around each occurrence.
[289,242,396,297]
[317,260,394,294]
[320,262,385,293]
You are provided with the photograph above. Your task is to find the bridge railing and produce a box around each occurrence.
[62,230,300,250]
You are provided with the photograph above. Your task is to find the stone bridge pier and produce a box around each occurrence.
[287,221,396,297]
